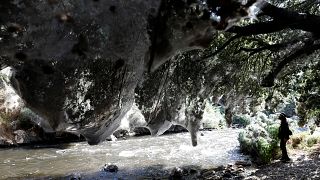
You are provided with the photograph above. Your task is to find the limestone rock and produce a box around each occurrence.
[0,0,259,145]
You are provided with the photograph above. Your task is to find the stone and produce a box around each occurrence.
[14,130,29,144]
[133,127,151,136]
[201,169,214,177]
[223,172,233,178]
[105,135,117,142]
[113,129,129,138]
[189,168,198,174]
[237,167,245,172]
[235,160,252,167]
[215,165,225,171]
[170,167,184,179]
[103,164,118,173]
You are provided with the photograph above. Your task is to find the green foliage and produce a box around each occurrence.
[202,102,226,129]
[306,136,318,147]
[238,117,280,164]
[257,137,273,164]
[266,124,280,140]
[199,1,320,125]
[306,135,320,147]
[238,130,252,153]
[15,108,37,130]
[232,114,251,128]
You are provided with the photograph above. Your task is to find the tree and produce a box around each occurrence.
[208,0,320,87]
[202,0,320,124]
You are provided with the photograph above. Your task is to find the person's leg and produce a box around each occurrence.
[280,139,290,160]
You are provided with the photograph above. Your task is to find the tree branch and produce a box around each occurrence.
[228,1,320,36]
[199,34,241,61]
[261,1,320,33]
[261,39,320,87]
[236,43,285,56]
[236,38,301,56]
[227,21,288,36]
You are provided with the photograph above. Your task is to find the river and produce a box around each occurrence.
[0,129,248,179]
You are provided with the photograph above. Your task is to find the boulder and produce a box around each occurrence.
[113,129,129,139]
[169,167,184,179]
[165,125,188,134]
[103,164,119,173]
[13,130,30,144]
[132,127,151,136]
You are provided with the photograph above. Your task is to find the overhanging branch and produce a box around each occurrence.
[261,39,320,87]
[199,34,241,61]
[228,1,320,36]
[236,43,286,56]
[227,21,288,36]
[236,38,301,56]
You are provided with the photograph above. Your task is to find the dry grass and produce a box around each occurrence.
[289,132,320,150]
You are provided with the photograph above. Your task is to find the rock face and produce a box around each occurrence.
[135,54,209,146]
[0,67,22,146]
[1,0,161,145]
[0,0,259,145]
[0,67,24,120]
[0,123,15,145]
[13,129,41,144]
[1,67,84,146]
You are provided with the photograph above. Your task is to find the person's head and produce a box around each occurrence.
[279,113,287,121]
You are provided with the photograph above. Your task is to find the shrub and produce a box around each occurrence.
[232,114,251,128]
[257,137,273,163]
[238,130,252,153]
[307,137,317,147]
[201,102,226,129]
[291,135,303,148]
[238,117,280,164]
[266,124,277,137]
[306,135,320,147]
[290,132,309,148]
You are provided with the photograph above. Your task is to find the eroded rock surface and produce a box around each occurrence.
[0,0,260,145]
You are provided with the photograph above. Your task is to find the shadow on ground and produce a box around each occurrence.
[247,146,320,180]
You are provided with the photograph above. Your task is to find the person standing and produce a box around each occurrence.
[278,113,292,162]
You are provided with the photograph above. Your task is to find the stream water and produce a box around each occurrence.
[0,129,248,179]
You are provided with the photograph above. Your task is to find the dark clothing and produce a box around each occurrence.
[278,119,292,161]
[278,120,292,139]
[280,138,289,160]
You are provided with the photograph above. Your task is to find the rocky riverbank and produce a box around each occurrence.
[166,145,320,180]
[0,121,84,147]
[197,144,320,180]
[244,145,320,180]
